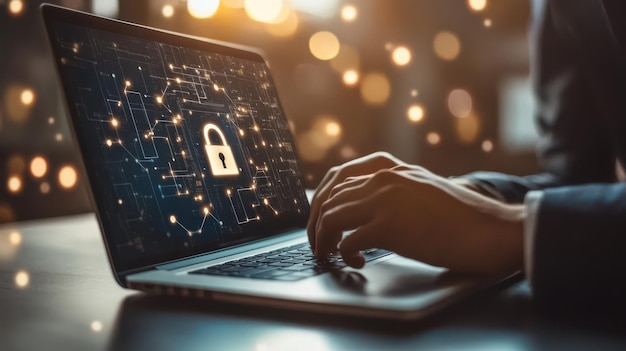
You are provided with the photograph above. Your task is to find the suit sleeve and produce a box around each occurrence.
[531,183,626,310]
[463,0,617,204]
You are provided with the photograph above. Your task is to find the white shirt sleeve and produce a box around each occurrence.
[523,190,544,283]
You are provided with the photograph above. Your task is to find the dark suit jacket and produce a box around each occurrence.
[465,0,626,311]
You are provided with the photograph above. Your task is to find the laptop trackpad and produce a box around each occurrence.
[323,255,484,297]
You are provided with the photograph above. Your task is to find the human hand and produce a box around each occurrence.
[312,164,525,275]
[307,152,407,251]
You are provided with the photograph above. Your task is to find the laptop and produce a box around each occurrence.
[41,4,513,320]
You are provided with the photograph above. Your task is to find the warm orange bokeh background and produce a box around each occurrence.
[0,0,534,223]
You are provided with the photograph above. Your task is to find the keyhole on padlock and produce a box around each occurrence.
[219,152,227,168]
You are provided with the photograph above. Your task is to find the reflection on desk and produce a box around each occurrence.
[1,214,626,351]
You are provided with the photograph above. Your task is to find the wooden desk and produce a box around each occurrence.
[1,214,625,351]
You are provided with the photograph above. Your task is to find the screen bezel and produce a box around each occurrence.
[41,4,310,281]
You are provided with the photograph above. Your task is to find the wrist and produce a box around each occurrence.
[483,204,525,274]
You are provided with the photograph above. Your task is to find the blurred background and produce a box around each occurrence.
[0,0,535,223]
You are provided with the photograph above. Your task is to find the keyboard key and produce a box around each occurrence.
[187,242,393,281]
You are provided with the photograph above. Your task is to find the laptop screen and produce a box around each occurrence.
[43,6,310,273]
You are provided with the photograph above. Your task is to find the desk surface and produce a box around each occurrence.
[1,214,625,351]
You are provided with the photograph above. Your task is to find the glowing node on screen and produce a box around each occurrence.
[58,165,78,189]
[434,31,461,61]
[341,4,357,22]
[188,0,219,18]
[309,31,340,61]
[111,117,119,127]
[391,46,412,66]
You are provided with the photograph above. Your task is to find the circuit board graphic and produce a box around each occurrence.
[51,22,309,265]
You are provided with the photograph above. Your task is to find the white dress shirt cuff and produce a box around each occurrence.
[523,190,543,283]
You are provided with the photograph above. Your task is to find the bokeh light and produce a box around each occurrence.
[407,104,425,123]
[9,231,22,246]
[30,156,48,178]
[484,18,492,27]
[15,270,29,288]
[91,320,103,332]
[20,89,35,106]
[341,4,357,23]
[427,132,441,145]
[0,231,20,261]
[162,4,174,18]
[342,70,359,86]
[391,46,412,66]
[7,176,22,194]
[187,0,220,19]
[40,181,51,194]
[448,89,473,118]
[482,139,494,152]
[325,120,342,137]
[360,72,391,106]
[8,0,24,16]
[4,85,33,123]
[468,0,487,12]
[266,10,299,37]
[309,31,340,61]
[434,31,461,61]
[244,0,284,23]
[58,165,78,189]
[340,146,357,159]
[455,113,481,144]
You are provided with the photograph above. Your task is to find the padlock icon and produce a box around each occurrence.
[203,123,240,177]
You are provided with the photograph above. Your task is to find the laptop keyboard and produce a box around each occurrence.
[188,242,391,281]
